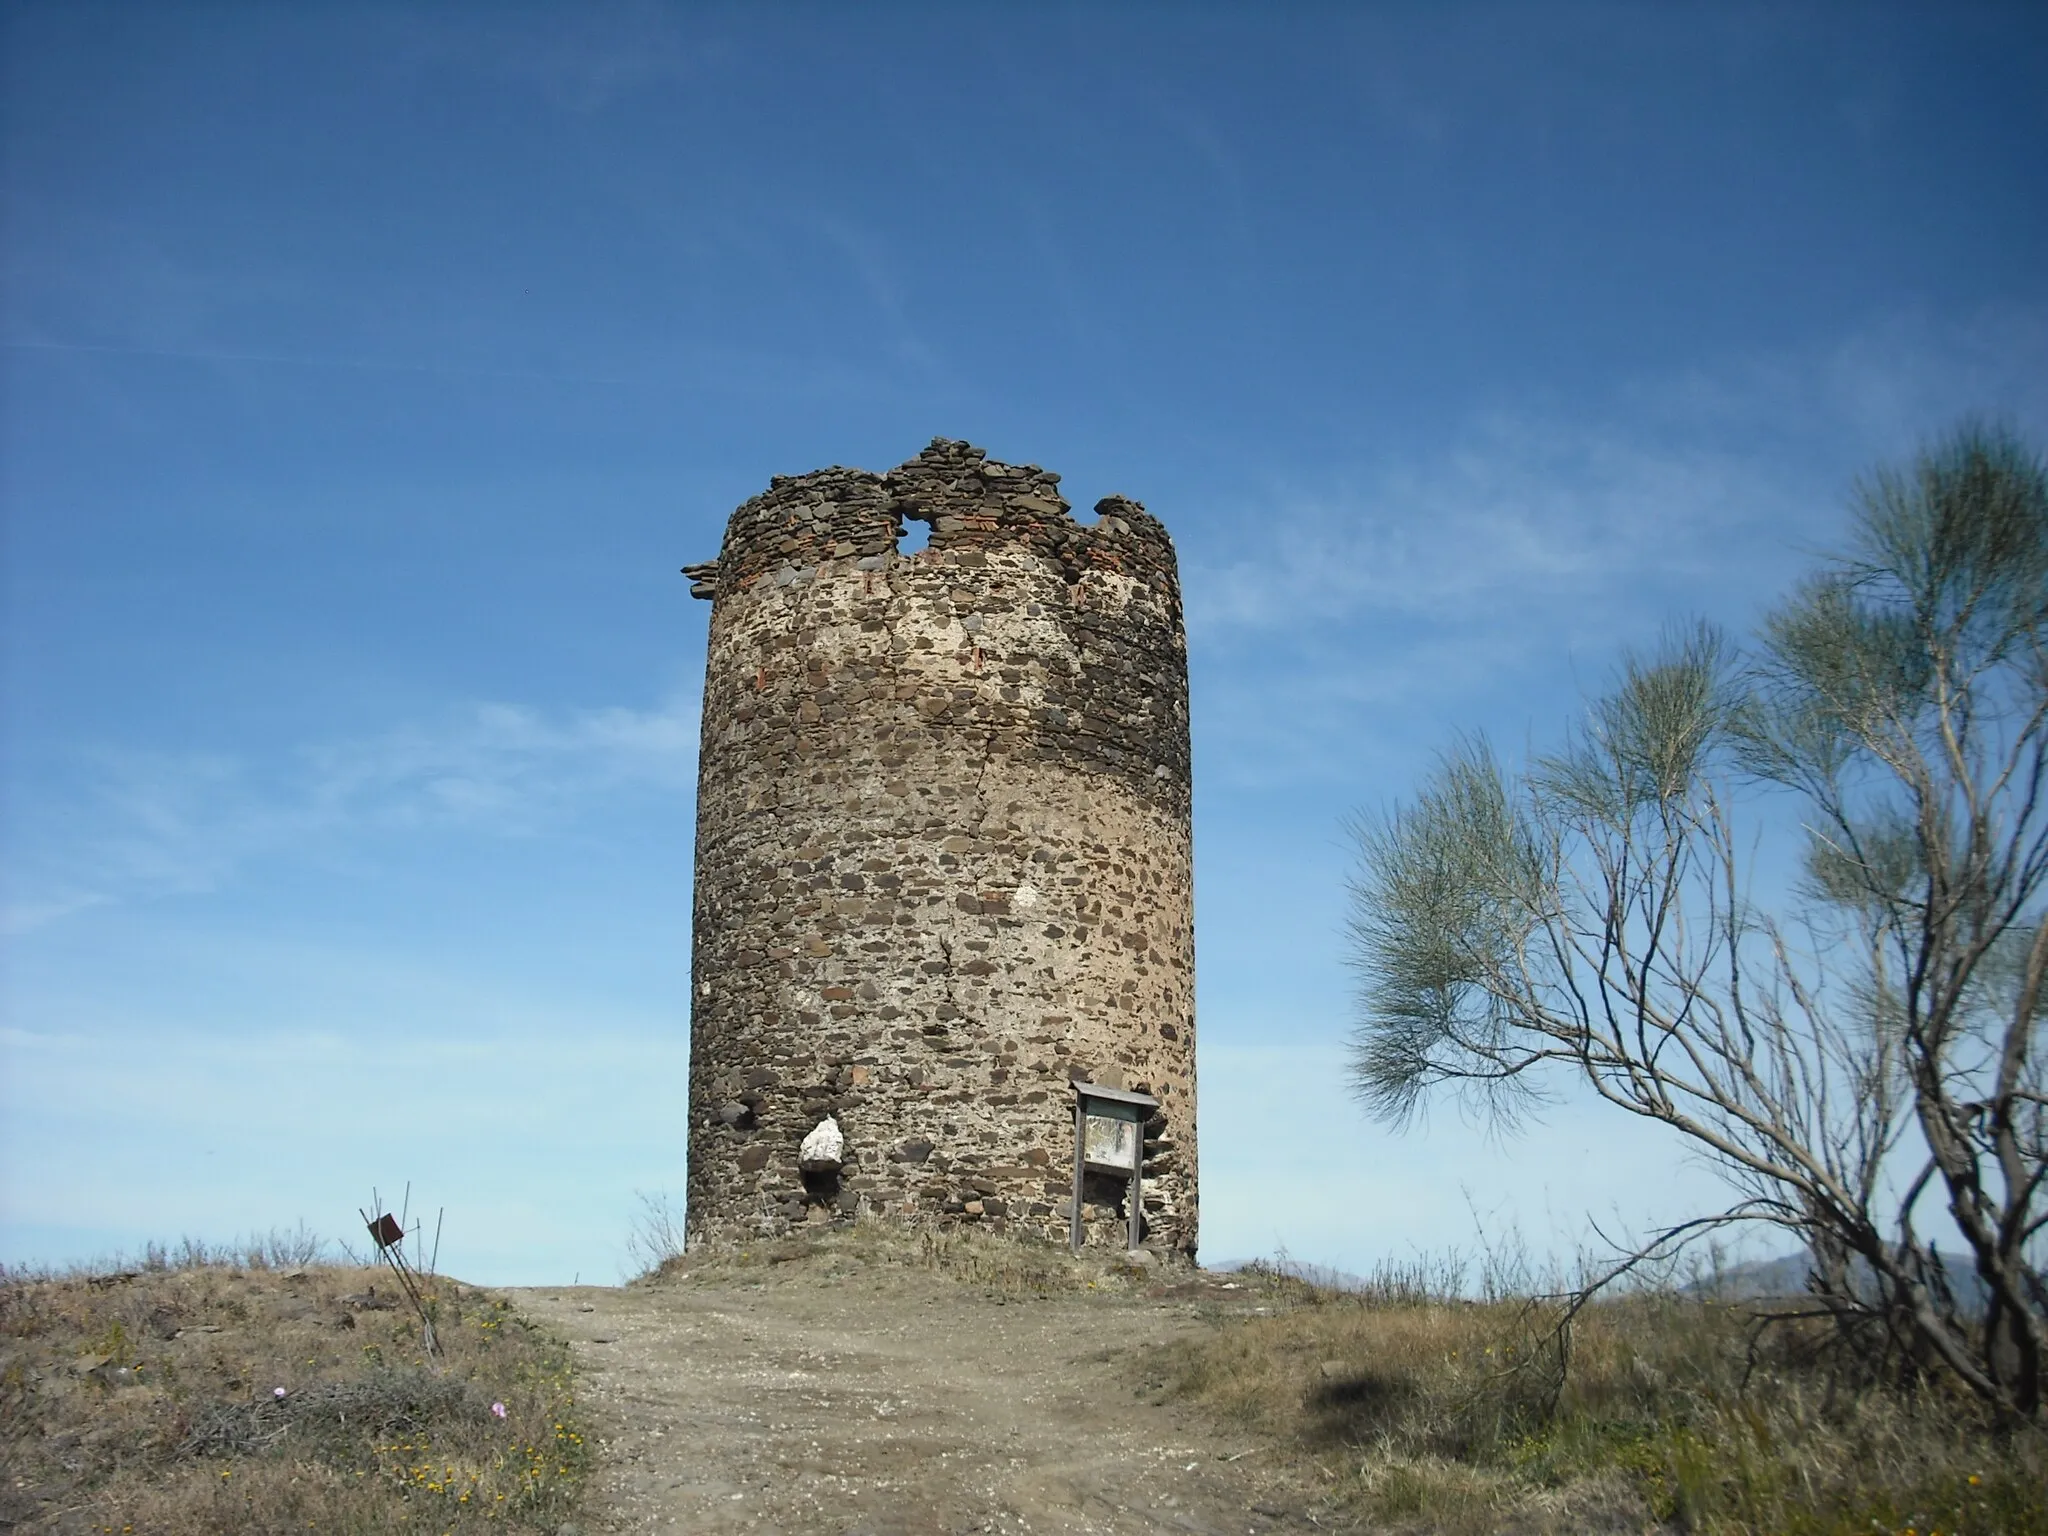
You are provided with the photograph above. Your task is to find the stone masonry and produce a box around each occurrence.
[683,439,1197,1255]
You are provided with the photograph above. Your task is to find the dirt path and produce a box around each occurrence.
[513,1255,1325,1536]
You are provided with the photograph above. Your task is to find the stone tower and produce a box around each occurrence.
[682,439,1196,1254]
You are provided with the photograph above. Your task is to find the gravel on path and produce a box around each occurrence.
[513,1255,1325,1535]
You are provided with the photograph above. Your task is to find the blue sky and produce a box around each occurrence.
[5,3,2046,1283]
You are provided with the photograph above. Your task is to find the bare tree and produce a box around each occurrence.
[1348,423,2048,1423]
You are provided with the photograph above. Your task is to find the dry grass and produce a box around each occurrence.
[0,1246,588,1534]
[1160,1267,2043,1535]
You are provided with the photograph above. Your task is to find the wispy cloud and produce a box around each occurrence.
[1180,307,2048,791]
[304,695,699,832]
[384,1,722,114]
[804,214,949,381]
[1624,303,2048,453]
[1180,409,1803,795]
[0,1018,694,1283]
[1195,1040,1737,1273]
[3,692,700,933]
[1183,417,1790,636]
[1184,304,2048,641]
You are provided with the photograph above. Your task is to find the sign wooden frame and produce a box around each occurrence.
[1068,1081,1159,1252]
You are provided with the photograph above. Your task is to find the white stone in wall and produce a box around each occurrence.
[799,1117,845,1172]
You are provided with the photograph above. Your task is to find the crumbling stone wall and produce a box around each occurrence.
[683,439,1197,1255]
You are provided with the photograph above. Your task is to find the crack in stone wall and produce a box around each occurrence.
[684,439,1197,1254]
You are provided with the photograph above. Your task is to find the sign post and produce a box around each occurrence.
[1069,1081,1160,1252]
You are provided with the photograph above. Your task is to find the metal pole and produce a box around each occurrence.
[1127,1160,1141,1251]
[1069,1097,1086,1253]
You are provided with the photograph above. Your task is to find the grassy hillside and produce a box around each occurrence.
[0,1241,587,1534]
[8,1220,2036,1534]
[1161,1260,2042,1535]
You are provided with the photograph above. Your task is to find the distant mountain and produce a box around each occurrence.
[1205,1257,1377,1292]
[1208,1250,2014,1317]
[1689,1249,1994,1315]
